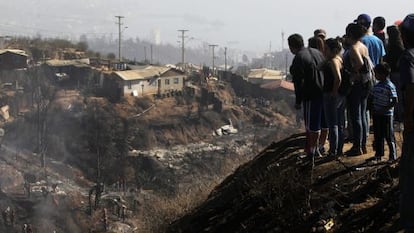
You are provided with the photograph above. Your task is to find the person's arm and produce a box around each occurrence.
[290,56,305,108]
[330,57,342,96]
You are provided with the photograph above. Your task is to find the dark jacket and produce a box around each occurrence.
[290,47,325,105]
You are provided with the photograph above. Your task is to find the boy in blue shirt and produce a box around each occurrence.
[368,62,397,162]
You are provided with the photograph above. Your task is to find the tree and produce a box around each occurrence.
[26,67,57,177]
[83,100,128,185]
[76,41,89,52]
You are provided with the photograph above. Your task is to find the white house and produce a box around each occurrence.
[112,66,186,97]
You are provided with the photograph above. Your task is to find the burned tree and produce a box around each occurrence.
[83,99,128,212]
[25,67,56,177]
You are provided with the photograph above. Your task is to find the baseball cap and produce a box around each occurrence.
[401,14,414,32]
[355,14,372,29]
[314,29,326,39]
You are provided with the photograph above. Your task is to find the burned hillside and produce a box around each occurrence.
[0,62,301,232]
[167,133,402,233]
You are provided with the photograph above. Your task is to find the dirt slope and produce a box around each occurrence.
[167,133,402,233]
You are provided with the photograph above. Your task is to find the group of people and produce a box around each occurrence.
[288,12,414,232]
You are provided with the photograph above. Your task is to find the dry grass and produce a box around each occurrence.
[137,150,253,233]
[139,179,221,233]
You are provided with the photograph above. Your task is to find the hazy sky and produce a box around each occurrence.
[1,0,412,55]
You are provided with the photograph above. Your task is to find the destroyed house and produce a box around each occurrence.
[44,59,95,86]
[110,66,185,98]
[0,49,28,70]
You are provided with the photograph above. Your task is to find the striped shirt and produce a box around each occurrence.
[372,79,397,116]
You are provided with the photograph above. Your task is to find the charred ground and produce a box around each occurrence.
[0,66,300,232]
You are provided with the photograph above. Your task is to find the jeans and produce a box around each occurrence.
[372,114,396,159]
[347,83,369,149]
[324,93,346,154]
[400,130,414,230]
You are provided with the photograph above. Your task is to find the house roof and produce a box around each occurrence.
[0,49,28,57]
[114,66,171,81]
[114,66,185,81]
[260,80,294,91]
[46,58,90,67]
[248,68,283,80]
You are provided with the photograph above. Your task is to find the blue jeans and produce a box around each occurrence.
[400,130,414,231]
[324,93,346,155]
[347,83,369,149]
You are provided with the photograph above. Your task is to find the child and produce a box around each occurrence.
[367,62,398,162]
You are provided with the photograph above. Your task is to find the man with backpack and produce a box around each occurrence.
[288,33,326,159]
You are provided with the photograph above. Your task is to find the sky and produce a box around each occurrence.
[1,0,412,56]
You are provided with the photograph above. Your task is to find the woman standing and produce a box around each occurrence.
[323,38,346,156]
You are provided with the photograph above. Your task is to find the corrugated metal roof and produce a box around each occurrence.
[46,58,90,67]
[248,68,283,80]
[114,66,170,81]
[0,49,28,56]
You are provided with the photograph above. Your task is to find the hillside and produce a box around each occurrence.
[0,67,301,232]
[167,133,403,233]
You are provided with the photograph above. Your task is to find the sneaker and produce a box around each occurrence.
[315,150,324,158]
[318,146,326,156]
[387,158,396,164]
[345,147,363,156]
[395,122,404,132]
[362,146,368,154]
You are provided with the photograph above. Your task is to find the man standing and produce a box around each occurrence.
[356,13,386,66]
[373,16,387,45]
[399,13,414,233]
[288,33,326,158]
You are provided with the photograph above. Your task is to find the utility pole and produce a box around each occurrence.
[144,46,147,63]
[150,44,153,64]
[209,44,218,76]
[224,47,228,72]
[178,29,188,68]
[115,16,124,62]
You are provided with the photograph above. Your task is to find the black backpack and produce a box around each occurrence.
[359,55,376,90]
[338,66,353,96]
